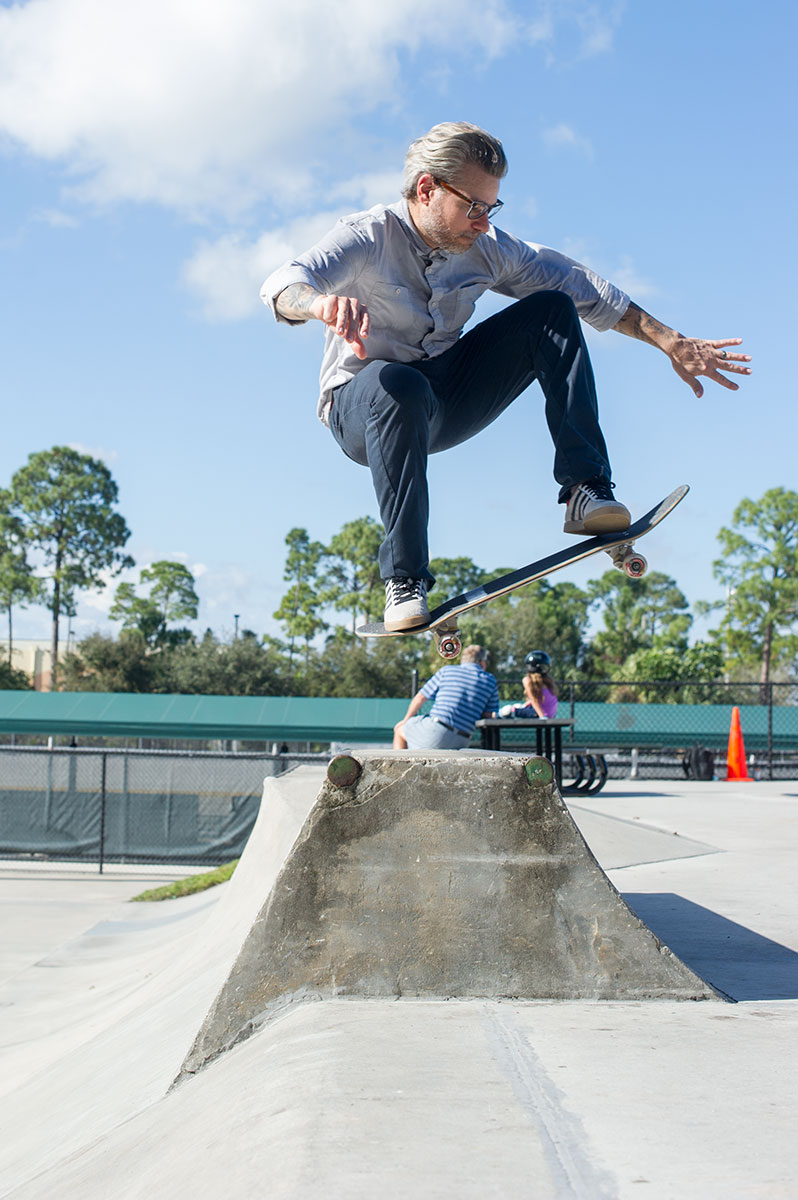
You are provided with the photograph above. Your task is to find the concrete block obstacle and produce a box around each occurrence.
[182,751,722,1077]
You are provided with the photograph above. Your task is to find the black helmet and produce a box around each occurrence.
[524,650,551,674]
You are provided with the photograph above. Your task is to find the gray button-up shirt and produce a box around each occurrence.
[261,199,630,425]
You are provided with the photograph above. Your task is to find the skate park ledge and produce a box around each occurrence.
[180,750,724,1079]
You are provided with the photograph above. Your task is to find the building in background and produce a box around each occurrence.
[2,639,73,691]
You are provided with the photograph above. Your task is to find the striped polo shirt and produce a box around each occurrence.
[421,664,500,734]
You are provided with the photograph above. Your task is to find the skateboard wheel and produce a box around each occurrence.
[623,553,647,578]
[438,635,461,659]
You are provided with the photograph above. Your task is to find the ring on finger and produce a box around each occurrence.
[719,349,728,359]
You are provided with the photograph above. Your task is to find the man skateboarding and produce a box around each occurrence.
[262,121,751,632]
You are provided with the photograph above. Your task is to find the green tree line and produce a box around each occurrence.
[2,447,798,699]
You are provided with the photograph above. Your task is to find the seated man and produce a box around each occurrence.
[263,121,750,632]
[393,644,499,751]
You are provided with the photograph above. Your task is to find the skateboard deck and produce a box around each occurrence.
[357,485,689,658]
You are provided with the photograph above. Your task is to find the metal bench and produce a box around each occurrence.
[560,748,608,795]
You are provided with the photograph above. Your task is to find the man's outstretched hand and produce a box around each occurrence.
[667,336,752,398]
[615,302,752,398]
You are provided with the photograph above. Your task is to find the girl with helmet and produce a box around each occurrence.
[500,650,558,719]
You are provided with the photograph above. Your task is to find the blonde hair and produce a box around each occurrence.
[461,644,489,665]
[403,122,508,200]
[523,670,557,705]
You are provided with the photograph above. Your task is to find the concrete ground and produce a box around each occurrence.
[0,772,796,1198]
[0,861,205,987]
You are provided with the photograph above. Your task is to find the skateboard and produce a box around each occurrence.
[356,485,689,659]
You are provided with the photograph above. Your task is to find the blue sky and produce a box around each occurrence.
[1,0,795,650]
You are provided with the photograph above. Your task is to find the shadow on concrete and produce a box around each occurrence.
[624,892,798,1001]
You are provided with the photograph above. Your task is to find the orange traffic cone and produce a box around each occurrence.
[726,706,753,781]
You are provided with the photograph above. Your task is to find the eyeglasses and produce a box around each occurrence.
[433,178,504,220]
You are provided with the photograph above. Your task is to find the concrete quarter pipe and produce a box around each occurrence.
[182,751,723,1077]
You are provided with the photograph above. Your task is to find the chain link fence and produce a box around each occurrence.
[495,679,798,708]
[2,679,797,866]
[0,747,327,870]
[494,678,798,780]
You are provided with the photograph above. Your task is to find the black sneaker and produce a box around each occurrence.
[384,577,429,631]
[563,477,631,534]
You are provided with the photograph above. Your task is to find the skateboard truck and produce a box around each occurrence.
[605,541,647,578]
[433,621,462,660]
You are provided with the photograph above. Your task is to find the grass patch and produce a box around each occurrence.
[131,859,239,902]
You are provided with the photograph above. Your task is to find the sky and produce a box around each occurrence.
[1,0,796,653]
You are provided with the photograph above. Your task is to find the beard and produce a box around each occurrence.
[415,206,480,255]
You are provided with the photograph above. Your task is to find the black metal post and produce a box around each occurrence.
[569,682,575,743]
[411,668,419,698]
[99,752,107,874]
[767,682,774,781]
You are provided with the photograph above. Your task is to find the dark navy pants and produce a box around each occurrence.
[328,291,611,582]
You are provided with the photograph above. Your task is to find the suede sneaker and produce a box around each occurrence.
[563,477,631,534]
[384,577,429,631]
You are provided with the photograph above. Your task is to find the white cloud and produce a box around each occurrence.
[572,1,625,58]
[200,565,253,614]
[0,1,623,220]
[561,239,659,301]
[0,0,523,218]
[560,236,593,263]
[329,170,404,209]
[79,551,211,623]
[182,210,347,320]
[183,168,407,320]
[67,442,119,464]
[542,123,595,160]
[79,562,136,618]
[609,254,659,301]
[19,546,275,641]
[537,1,624,64]
[33,208,79,229]
[157,549,208,579]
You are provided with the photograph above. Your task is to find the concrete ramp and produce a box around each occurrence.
[183,751,721,1075]
[0,769,328,1195]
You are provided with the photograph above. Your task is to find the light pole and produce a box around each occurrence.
[234,614,240,640]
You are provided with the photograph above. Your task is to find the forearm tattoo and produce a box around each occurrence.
[615,301,676,349]
[275,283,321,321]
